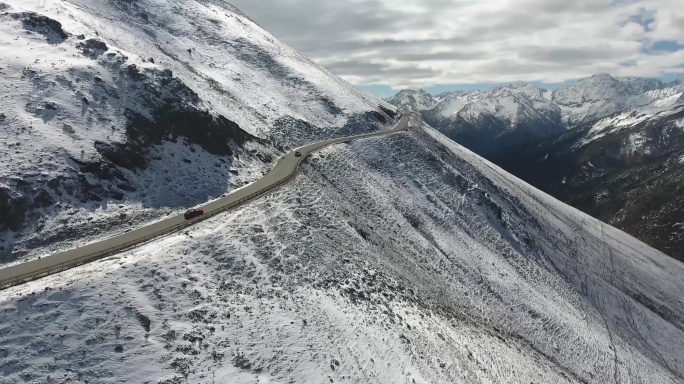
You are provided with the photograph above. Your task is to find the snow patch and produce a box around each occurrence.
[675,118,684,129]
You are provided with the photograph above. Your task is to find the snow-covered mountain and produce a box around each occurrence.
[384,89,437,112]
[551,74,683,126]
[483,76,684,262]
[387,74,684,154]
[1,115,683,383]
[422,82,564,154]
[1,1,683,383]
[0,0,396,262]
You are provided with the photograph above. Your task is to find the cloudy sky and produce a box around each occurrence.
[229,0,684,97]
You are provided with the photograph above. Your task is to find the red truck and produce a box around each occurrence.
[184,208,204,220]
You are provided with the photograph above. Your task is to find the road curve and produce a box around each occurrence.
[0,115,409,290]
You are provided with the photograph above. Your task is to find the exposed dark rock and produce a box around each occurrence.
[255,152,272,163]
[124,64,146,82]
[135,311,151,332]
[71,157,113,180]
[62,123,75,135]
[107,190,124,200]
[32,189,53,208]
[379,105,398,119]
[94,141,147,170]
[14,12,68,43]
[0,184,28,231]
[125,106,254,157]
[369,111,387,124]
[232,352,252,370]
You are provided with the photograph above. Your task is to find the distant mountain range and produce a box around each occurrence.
[387,74,684,261]
[386,74,684,154]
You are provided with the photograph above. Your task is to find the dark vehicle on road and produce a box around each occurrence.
[294,150,302,157]
[184,208,204,220]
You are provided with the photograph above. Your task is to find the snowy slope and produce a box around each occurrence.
[0,0,396,263]
[30,0,389,137]
[580,101,684,147]
[1,116,682,383]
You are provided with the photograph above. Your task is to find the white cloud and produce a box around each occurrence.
[229,0,684,89]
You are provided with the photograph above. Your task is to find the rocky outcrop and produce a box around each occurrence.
[0,184,28,232]
[125,107,254,158]
[77,38,108,58]
[93,141,146,170]
[13,12,68,42]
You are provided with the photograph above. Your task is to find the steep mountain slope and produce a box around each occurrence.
[1,116,683,383]
[491,102,684,262]
[0,0,396,264]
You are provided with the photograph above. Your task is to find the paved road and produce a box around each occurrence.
[0,115,409,290]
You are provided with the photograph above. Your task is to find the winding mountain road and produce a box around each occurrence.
[0,115,409,290]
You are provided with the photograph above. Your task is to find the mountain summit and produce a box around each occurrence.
[384,89,437,111]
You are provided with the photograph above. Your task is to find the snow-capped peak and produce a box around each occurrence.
[551,74,664,106]
[384,89,436,111]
